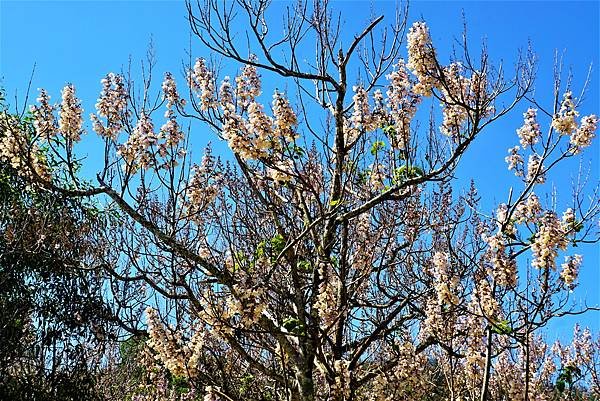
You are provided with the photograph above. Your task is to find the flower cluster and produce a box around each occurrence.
[516,108,541,148]
[203,386,222,401]
[560,254,582,287]
[570,114,598,153]
[30,89,57,137]
[514,193,542,224]
[431,251,459,305]
[221,104,253,159]
[235,57,261,109]
[368,162,386,191]
[461,299,487,377]
[552,325,595,369]
[218,76,234,108]
[369,343,430,401]
[474,278,499,318]
[531,211,568,270]
[158,113,185,157]
[145,307,206,378]
[91,73,128,139]
[483,232,517,287]
[219,73,298,182]
[315,261,339,330]
[552,91,578,134]
[267,159,294,183]
[439,63,470,138]
[189,58,215,110]
[58,84,84,142]
[228,283,266,328]
[186,152,220,223]
[332,359,351,400]
[0,112,50,181]
[386,60,421,149]
[272,90,298,142]
[406,22,438,96]
[162,72,186,110]
[349,85,378,138]
[526,154,545,184]
[505,146,524,176]
[118,112,157,171]
[246,101,273,157]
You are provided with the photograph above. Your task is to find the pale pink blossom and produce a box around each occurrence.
[406,22,439,96]
[570,114,597,153]
[517,108,541,148]
[552,91,578,134]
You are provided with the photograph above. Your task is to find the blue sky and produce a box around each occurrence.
[1,0,598,340]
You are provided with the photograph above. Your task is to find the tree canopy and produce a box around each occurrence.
[0,1,598,400]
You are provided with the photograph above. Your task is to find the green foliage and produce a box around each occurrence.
[491,320,513,335]
[282,316,305,335]
[170,375,190,395]
[270,234,286,254]
[370,140,386,156]
[393,165,424,184]
[556,365,582,393]
[296,260,312,272]
[382,124,396,137]
[120,335,147,364]
[239,373,255,395]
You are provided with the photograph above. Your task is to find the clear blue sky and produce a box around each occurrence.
[1,0,598,340]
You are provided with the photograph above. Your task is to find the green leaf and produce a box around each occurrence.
[383,125,396,137]
[297,260,312,272]
[555,379,565,392]
[270,234,285,254]
[370,140,385,156]
[256,240,267,258]
[282,317,305,335]
[329,199,341,207]
[491,320,513,335]
[393,165,423,183]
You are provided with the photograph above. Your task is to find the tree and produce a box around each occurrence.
[1,1,599,400]
[0,94,126,400]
